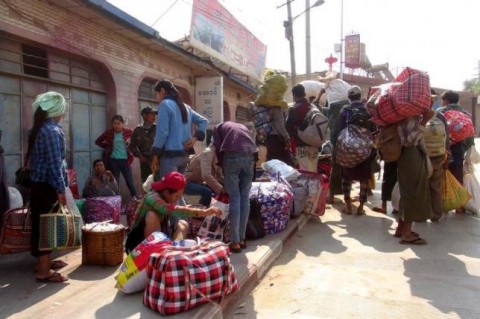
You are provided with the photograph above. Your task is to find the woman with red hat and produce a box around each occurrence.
[125,172,221,253]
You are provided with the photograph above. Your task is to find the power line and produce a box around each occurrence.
[150,0,180,27]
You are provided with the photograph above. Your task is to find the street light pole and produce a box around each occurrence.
[283,0,324,86]
[305,0,312,80]
[339,0,344,79]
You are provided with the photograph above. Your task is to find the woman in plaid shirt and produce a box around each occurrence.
[28,92,69,283]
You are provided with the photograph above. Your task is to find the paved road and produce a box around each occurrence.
[234,143,480,319]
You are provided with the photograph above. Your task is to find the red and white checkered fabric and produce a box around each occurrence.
[444,110,475,144]
[367,67,431,126]
[143,240,238,315]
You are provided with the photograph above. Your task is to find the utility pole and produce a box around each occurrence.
[305,0,312,80]
[339,0,344,79]
[286,0,297,86]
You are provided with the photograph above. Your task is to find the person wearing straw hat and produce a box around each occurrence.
[28,91,69,283]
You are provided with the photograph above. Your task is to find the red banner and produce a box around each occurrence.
[345,34,361,69]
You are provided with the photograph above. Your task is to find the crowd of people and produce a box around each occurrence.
[1,73,476,283]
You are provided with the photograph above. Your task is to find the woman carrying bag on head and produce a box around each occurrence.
[29,92,69,283]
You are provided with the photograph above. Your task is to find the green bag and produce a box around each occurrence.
[38,202,82,251]
[75,199,87,222]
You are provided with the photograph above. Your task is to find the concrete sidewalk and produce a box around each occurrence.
[0,211,311,319]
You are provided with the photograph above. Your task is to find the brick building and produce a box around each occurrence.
[0,0,258,192]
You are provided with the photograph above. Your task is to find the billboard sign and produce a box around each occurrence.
[195,76,223,129]
[345,34,361,69]
[190,0,267,80]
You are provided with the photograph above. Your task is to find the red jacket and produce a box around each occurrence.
[95,128,134,165]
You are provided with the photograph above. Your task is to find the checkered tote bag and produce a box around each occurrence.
[367,67,431,126]
[144,240,238,315]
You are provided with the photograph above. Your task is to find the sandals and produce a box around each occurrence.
[35,260,68,272]
[356,209,365,216]
[394,231,419,238]
[36,272,69,283]
[372,207,386,214]
[239,241,247,249]
[341,209,352,215]
[399,237,427,245]
[50,260,68,270]
[229,243,242,253]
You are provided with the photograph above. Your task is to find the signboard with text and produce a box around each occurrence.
[345,34,361,69]
[195,76,223,129]
[190,0,267,80]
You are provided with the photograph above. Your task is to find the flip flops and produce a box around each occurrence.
[394,231,419,238]
[372,207,386,214]
[36,272,69,283]
[50,260,68,270]
[399,237,427,245]
[356,209,365,216]
[341,209,352,215]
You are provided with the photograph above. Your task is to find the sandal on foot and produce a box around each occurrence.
[239,241,247,249]
[394,231,419,238]
[341,209,352,215]
[229,243,242,253]
[372,207,386,214]
[36,272,69,283]
[50,260,68,271]
[399,237,427,245]
[356,209,365,216]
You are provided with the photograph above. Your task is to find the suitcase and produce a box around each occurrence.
[249,176,293,234]
[0,207,31,254]
[296,171,329,216]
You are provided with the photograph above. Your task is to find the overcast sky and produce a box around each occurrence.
[108,0,480,91]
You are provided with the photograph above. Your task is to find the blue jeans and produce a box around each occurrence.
[223,152,254,243]
[157,154,190,209]
[109,158,137,197]
[184,181,213,207]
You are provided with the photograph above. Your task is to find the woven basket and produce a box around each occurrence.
[82,226,125,266]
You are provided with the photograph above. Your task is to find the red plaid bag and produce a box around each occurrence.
[367,67,431,126]
[444,110,475,144]
[0,207,31,254]
[144,240,238,315]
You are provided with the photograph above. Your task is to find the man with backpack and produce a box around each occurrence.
[337,86,376,215]
[437,91,475,185]
[286,84,319,172]
[437,90,475,214]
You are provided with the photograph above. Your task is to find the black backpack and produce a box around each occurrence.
[245,198,266,240]
[347,106,372,129]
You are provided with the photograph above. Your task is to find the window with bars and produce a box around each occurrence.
[22,44,48,78]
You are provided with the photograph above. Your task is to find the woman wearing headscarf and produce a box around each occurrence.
[150,80,208,181]
[29,92,69,283]
[125,172,221,253]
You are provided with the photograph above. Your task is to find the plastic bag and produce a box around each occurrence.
[8,187,23,210]
[391,182,400,212]
[262,159,300,181]
[117,231,171,293]
[442,170,471,212]
[300,80,325,99]
[323,79,350,104]
[465,146,480,165]
[255,70,289,109]
[198,194,229,241]
[463,161,480,215]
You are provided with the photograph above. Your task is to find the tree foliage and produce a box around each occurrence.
[463,78,480,93]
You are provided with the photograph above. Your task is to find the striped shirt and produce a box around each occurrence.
[30,119,68,193]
